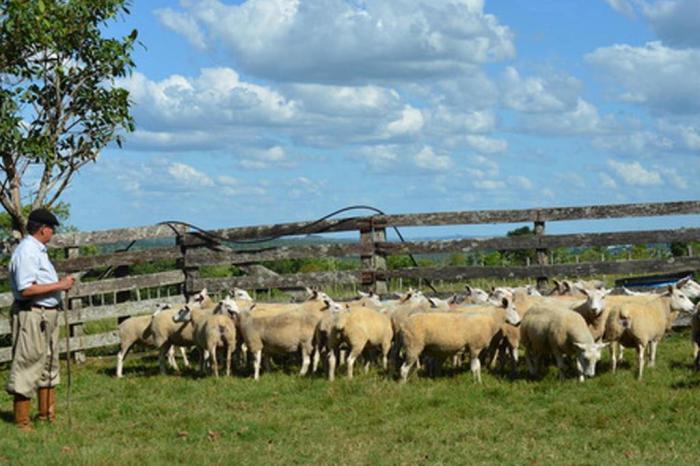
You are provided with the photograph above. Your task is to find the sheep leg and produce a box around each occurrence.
[212,347,220,378]
[364,359,371,375]
[400,357,416,383]
[116,341,133,378]
[166,346,177,369]
[694,342,700,371]
[610,342,618,373]
[553,350,567,380]
[159,343,173,375]
[525,352,537,377]
[470,353,482,384]
[225,345,232,377]
[648,340,658,368]
[575,359,584,383]
[300,348,311,376]
[179,347,191,368]
[253,350,262,381]
[510,345,519,375]
[328,350,337,381]
[312,346,321,374]
[346,351,358,380]
[637,344,646,381]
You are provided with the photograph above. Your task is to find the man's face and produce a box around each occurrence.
[37,224,55,243]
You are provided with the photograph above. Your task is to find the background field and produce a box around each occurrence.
[1,330,700,466]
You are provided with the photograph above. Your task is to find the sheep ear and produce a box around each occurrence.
[573,342,587,351]
[578,287,589,297]
[677,276,691,288]
[465,285,472,296]
[597,342,609,349]
[501,297,510,309]
[358,291,368,297]
[428,298,438,308]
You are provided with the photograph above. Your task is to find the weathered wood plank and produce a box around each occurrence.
[0,292,13,308]
[0,332,121,363]
[68,270,185,297]
[0,295,185,336]
[383,257,700,281]
[193,271,362,292]
[376,228,700,255]
[49,223,188,249]
[180,201,700,241]
[51,247,182,273]
[185,243,372,267]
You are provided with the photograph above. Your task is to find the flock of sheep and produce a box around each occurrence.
[115,276,700,383]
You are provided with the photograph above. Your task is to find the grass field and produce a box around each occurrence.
[2,330,700,466]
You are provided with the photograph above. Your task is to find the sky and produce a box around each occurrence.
[61,0,700,238]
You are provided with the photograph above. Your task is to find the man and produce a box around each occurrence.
[6,208,75,431]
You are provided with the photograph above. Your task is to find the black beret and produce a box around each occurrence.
[28,208,60,227]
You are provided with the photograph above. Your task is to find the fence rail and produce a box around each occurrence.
[1,200,699,364]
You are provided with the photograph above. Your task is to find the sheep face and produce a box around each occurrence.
[232,287,253,302]
[502,298,521,326]
[678,278,700,300]
[465,285,489,303]
[216,296,240,319]
[172,306,193,323]
[574,342,608,378]
[578,288,609,316]
[666,286,695,314]
[189,288,209,305]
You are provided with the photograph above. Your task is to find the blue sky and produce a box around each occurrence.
[62,0,700,237]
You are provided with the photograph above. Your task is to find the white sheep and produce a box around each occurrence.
[399,298,521,383]
[327,303,393,381]
[691,302,700,370]
[604,284,695,380]
[172,296,238,377]
[233,291,341,380]
[116,303,190,378]
[150,288,217,374]
[520,304,607,382]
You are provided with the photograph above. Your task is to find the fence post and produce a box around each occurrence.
[534,219,549,292]
[360,218,387,294]
[179,233,198,300]
[65,247,86,363]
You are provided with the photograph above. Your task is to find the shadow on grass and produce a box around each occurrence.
[0,409,14,426]
[671,378,700,390]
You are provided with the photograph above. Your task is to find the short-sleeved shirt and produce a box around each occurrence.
[9,235,61,307]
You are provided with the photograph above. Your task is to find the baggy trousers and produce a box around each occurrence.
[6,304,60,399]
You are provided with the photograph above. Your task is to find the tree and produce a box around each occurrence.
[0,0,136,241]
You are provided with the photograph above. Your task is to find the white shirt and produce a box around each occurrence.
[9,235,62,307]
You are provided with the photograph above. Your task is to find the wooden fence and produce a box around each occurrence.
[1,200,699,363]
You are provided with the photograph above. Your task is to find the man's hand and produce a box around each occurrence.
[59,276,75,291]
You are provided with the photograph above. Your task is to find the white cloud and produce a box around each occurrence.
[160,0,515,83]
[585,41,700,115]
[607,159,663,186]
[501,67,581,113]
[119,69,298,134]
[642,0,700,48]
[168,162,214,187]
[592,131,674,155]
[155,8,208,49]
[414,146,452,171]
[658,167,688,189]
[238,146,290,170]
[465,135,508,154]
[508,175,534,190]
[474,179,505,190]
[599,173,618,189]
[516,99,614,135]
[385,106,424,136]
[604,0,636,18]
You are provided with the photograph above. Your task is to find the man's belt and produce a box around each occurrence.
[15,300,62,311]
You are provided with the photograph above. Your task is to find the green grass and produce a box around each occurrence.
[2,331,700,465]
